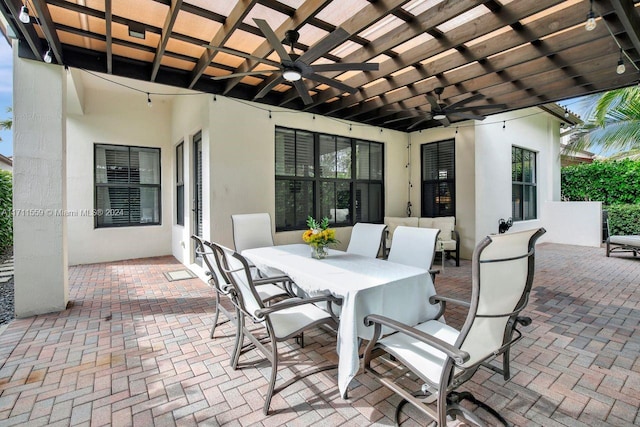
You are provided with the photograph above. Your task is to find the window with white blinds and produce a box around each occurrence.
[512,146,537,221]
[275,127,384,231]
[95,144,161,228]
[421,139,455,217]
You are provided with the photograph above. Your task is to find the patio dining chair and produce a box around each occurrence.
[191,235,289,342]
[215,242,340,415]
[387,225,440,282]
[346,222,388,258]
[363,227,546,426]
[231,212,291,284]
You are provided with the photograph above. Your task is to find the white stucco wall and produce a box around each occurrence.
[409,125,476,259]
[66,82,174,265]
[474,108,561,242]
[170,94,209,265]
[169,95,408,254]
[13,57,69,317]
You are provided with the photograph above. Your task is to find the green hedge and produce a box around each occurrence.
[607,204,640,236]
[0,170,11,250]
[561,159,640,205]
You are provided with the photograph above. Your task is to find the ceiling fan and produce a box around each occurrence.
[205,18,379,105]
[385,87,507,129]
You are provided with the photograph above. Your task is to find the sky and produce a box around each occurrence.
[0,38,11,157]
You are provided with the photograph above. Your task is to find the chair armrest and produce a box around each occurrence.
[429,294,470,308]
[452,229,460,245]
[364,314,469,365]
[255,295,340,318]
[253,275,291,286]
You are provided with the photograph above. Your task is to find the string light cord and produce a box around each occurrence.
[77,68,576,131]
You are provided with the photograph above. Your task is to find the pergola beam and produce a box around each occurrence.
[188,0,259,89]
[32,0,63,63]
[151,0,182,81]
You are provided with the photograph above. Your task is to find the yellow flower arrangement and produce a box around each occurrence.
[302,216,339,248]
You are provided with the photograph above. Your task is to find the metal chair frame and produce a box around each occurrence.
[216,243,340,415]
[363,228,546,427]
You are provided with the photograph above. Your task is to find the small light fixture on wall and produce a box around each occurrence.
[147,93,152,107]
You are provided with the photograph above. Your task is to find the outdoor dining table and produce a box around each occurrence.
[241,243,440,398]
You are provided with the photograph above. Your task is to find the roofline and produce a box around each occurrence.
[0,153,12,166]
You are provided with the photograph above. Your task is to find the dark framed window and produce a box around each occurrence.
[421,139,455,217]
[176,142,184,226]
[275,127,384,231]
[512,146,537,221]
[94,144,161,228]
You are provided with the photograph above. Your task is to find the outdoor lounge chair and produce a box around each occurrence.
[216,242,340,415]
[606,231,640,258]
[362,227,546,426]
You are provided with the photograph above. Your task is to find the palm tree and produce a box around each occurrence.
[0,107,11,142]
[568,86,640,154]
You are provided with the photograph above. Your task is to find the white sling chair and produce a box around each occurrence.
[387,225,441,281]
[363,228,546,426]
[231,212,292,291]
[346,223,388,258]
[216,242,339,415]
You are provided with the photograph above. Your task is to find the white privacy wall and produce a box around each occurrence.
[191,95,409,252]
[66,81,174,265]
[474,108,562,242]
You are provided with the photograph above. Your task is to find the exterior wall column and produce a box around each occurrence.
[13,48,68,317]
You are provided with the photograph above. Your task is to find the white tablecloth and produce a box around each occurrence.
[242,244,439,398]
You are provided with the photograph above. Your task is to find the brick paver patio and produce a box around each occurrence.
[0,242,638,426]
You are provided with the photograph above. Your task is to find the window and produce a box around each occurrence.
[95,144,161,228]
[275,127,384,231]
[176,142,184,226]
[512,146,537,221]
[421,139,455,217]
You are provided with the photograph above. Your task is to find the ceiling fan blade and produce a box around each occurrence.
[254,75,285,100]
[384,115,419,124]
[446,93,484,110]
[438,116,451,127]
[211,70,275,80]
[407,116,432,130]
[310,62,379,73]
[202,45,281,68]
[452,103,507,112]
[253,18,292,62]
[293,80,313,105]
[308,73,357,94]
[426,95,440,111]
[300,27,350,64]
[448,112,486,121]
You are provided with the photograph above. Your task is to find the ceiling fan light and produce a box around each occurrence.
[282,69,302,82]
[433,113,446,120]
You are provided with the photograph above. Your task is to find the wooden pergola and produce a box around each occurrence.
[1,0,639,130]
